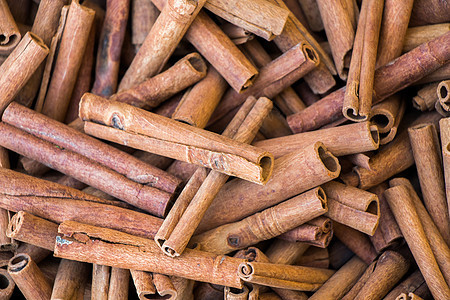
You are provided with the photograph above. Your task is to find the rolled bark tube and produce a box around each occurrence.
[297,0,323,32]
[390,178,450,286]
[80,94,274,185]
[3,102,180,194]
[132,0,159,49]
[343,0,384,121]
[438,80,450,111]
[376,0,414,68]
[221,23,254,45]
[0,209,14,251]
[287,32,450,133]
[197,142,340,233]
[385,270,427,300]
[0,0,20,54]
[224,285,249,300]
[266,240,310,265]
[41,0,95,122]
[403,24,450,53]
[440,117,450,219]
[209,42,318,124]
[204,0,289,41]
[91,0,130,96]
[436,97,450,117]
[158,97,273,257]
[0,122,173,217]
[51,259,89,300]
[8,253,52,300]
[92,264,111,300]
[172,65,227,128]
[191,187,327,254]
[309,256,367,300]
[0,31,48,114]
[384,184,450,299]
[119,0,206,91]
[55,221,246,288]
[111,52,207,108]
[277,218,330,244]
[322,181,379,235]
[296,247,329,269]
[375,96,406,145]
[408,123,450,244]
[409,0,450,26]
[153,273,177,298]
[258,107,292,139]
[0,168,163,239]
[316,0,354,80]
[108,268,130,300]
[416,63,450,86]
[254,121,379,158]
[0,268,14,300]
[334,222,378,264]
[370,95,402,135]
[130,270,156,299]
[238,262,334,291]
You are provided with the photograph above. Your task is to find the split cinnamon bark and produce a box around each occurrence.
[403,24,450,53]
[316,0,354,80]
[130,270,156,299]
[119,0,206,91]
[238,262,334,291]
[390,178,450,286]
[157,97,273,257]
[369,183,403,253]
[376,0,414,68]
[0,209,15,251]
[80,94,274,184]
[51,259,89,299]
[204,0,289,41]
[172,66,226,128]
[55,221,246,288]
[409,0,450,26]
[91,0,130,96]
[0,169,164,238]
[309,256,367,300]
[7,253,52,300]
[384,184,450,299]
[111,52,207,108]
[0,31,48,114]
[153,273,177,298]
[254,121,379,158]
[209,42,318,125]
[41,0,95,122]
[334,223,378,264]
[108,268,130,300]
[408,123,450,244]
[287,32,450,133]
[439,117,450,219]
[370,96,405,145]
[0,0,20,54]
[438,80,450,111]
[92,264,111,300]
[131,0,159,50]
[191,187,326,254]
[297,0,323,32]
[343,0,384,121]
[0,269,14,299]
[197,142,340,233]
[322,181,379,235]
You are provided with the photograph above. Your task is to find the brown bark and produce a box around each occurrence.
[221,23,254,45]
[410,0,450,26]
[0,268,14,300]
[108,268,130,300]
[131,0,159,49]
[277,217,333,248]
[438,80,450,111]
[384,270,427,300]
[153,273,177,298]
[266,240,310,265]
[440,117,450,220]
[92,264,111,300]
[403,24,450,53]
[258,107,292,139]
[334,222,378,264]
[371,95,405,145]
[130,269,155,299]
[14,243,50,265]
[297,0,323,32]
[0,0,20,54]
[51,259,89,300]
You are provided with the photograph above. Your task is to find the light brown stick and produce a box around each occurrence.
[334,223,378,264]
[108,268,130,300]
[297,0,323,32]
[130,270,156,299]
[153,273,177,298]
[0,0,20,54]
[403,24,450,53]
[0,268,14,300]
[92,264,111,300]
[131,0,159,49]
[440,117,450,220]
[413,82,440,111]
[51,259,89,299]
[370,95,405,145]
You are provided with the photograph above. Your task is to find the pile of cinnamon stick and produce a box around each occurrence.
[0,0,449,299]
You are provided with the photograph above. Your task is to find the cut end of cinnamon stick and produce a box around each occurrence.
[317,144,341,176]
[438,80,450,108]
[5,211,22,239]
[302,44,320,67]
[185,52,208,77]
[7,254,29,273]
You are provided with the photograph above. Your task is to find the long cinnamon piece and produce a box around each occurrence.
[0,0,20,54]
[108,268,130,300]
[403,24,450,53]
[41,0,95,122]
[204,0,288,41]
[384,184,450,299]
[51,259,89,299]
[191,187,326,254]
[197,142,340,233]
[266,240,310,265]
[55,221,246,288]
[413,82,440,111]
[287,32,450,133]
[343,0,384,121]
[131,0,159,50]
[7,253,52,300]
[254,121,379,158]
[0,269,14,300]
[119,0,206,91]
[409,0,450,26]
[130,270,156,299]
[297,0,323,32]
[334,223,378,264]
[153,273,177,298]
[385,270,428,300]
[111,52,207,108]
[371,96,406,144]
[440,117,450,219]
[80,94,274,184]
[92,264,111,300]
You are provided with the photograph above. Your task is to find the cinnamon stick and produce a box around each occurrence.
[111,52,207,108]
[258,107,292,139]
[403,24,450,53]
[438,80,450,112]
[224,285,249,300]
[266,240,310,265]
[51,259,89,299]
[277,217,333,248]
[385,270,428,300]
[221,23,254,45]
[297,0,323,32]
[92,264,111,300]
[296,247,329,269]
[108,268,130,300]
[0,0,20,54]
[153,273,177,299]
[41,0,95,122]
[254,121,379,158]
[55,221,246,288]
[197,142,340,233]
[80,94,274,184]
[408,123,450,244]
[7,253,52,300]
[131,0,159,50]
[334,222,378,264]
[0,268,14,300]
[439,117,450,220]
[204,0,289,41]
[14,243,51,265]
[118,0,206,91]
[371,95,406,144]
[409,0,450,26]
[130,270,156,300]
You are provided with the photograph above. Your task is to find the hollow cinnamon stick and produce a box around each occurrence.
[131,0,159,50]
[197,142,340,233]
[130,270,155,300]
[119,0,206,91]
[0,0,20,55]
[107,268,130,300]
[92,264,111,300]
[287,32,450,133]
[0,268,14,300]
[385,270,428,300]
[297,0,323,32]
[371,96,406,145]
[55,221,246,288]
[438,80,450,112]
[384,184,450,299]
[266,240,310,265]
[439,117,450,220]
[191,187,326,254]
[222,23,254,45]
[14,243,51,265]
[403,24,450,53]
[80,94,274,184]
[277,217,333,248]
[8,253,52,300]
[153,273,177,299]
[111,52,207,108]
[224,285,249,300]
[204,0,288,41]
[41,0,95,122]
[258,107,292,139]
[334,222,378,264]
[51,259,89,299]
[254,121,379,158]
